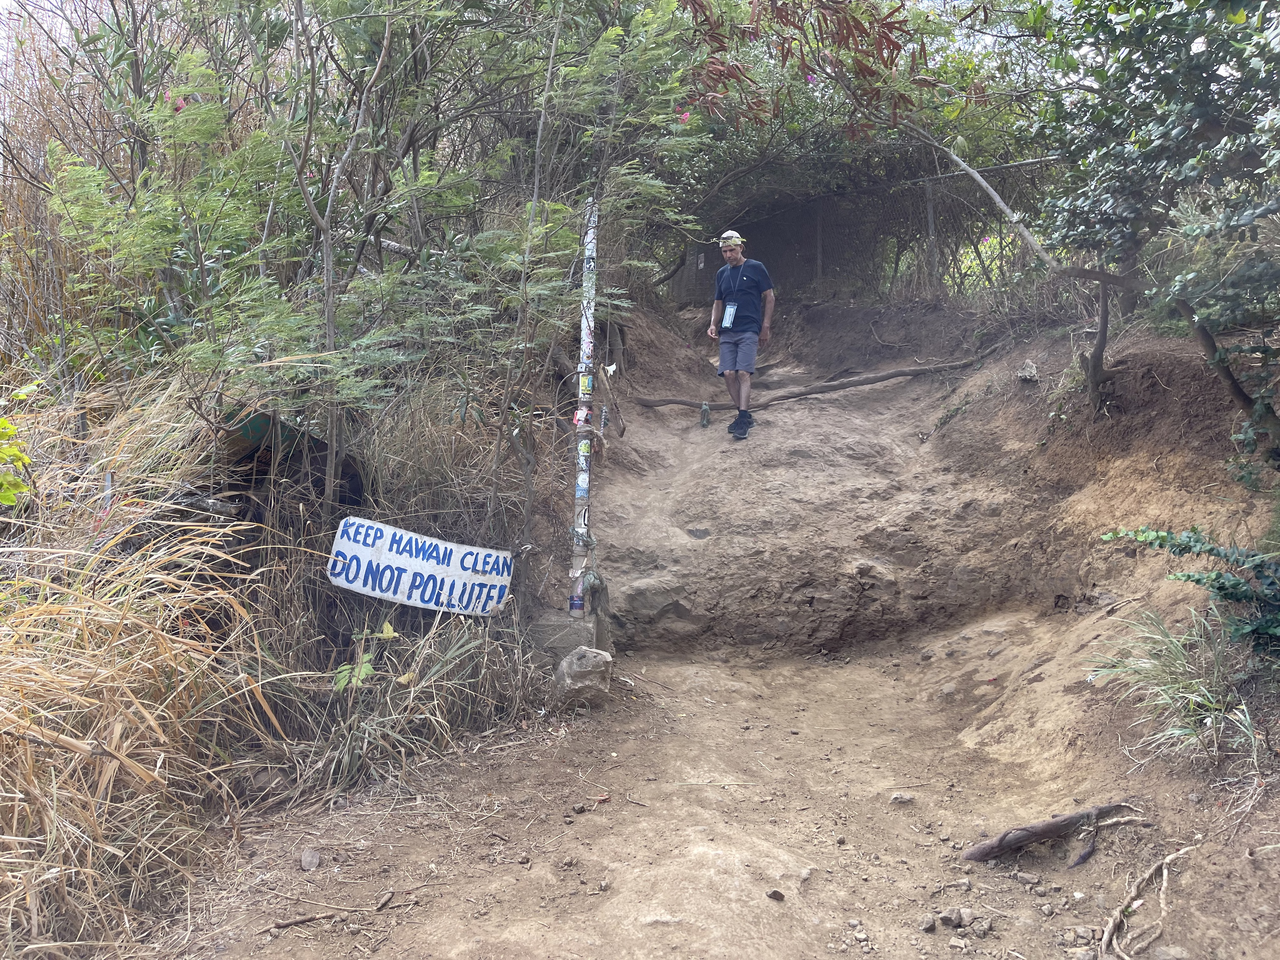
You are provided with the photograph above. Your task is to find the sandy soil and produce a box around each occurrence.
[184,303,1280,960]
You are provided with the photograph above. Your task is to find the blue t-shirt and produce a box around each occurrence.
[714,259,773,336]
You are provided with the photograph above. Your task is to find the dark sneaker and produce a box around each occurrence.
[730,417,750,440]
[726,411,754,433]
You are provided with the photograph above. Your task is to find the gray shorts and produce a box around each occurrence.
[718,332,759,375]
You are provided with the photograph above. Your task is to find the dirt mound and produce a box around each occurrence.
[782,298,980,378]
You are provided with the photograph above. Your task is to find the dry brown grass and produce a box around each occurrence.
[0,364,560,953]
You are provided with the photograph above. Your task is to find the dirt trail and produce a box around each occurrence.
[194,307,1279,959]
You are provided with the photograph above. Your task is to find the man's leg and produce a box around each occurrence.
[736,372,752,414]
[725,369,753,439]
[732,334,758,423]
[723,369,744,408]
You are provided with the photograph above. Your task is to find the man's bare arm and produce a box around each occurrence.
[759,289,776,344]
[708,300,724,339]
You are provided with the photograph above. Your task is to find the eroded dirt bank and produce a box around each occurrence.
[599,304,1261,652]
[189,304,1279,959]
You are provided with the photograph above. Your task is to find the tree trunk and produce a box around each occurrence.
[1078,272,1121,412]
[1176,299,1280,436]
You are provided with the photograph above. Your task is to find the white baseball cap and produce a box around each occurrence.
[718,230,745,246]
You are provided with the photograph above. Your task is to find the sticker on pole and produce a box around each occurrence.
[327,517,512,616]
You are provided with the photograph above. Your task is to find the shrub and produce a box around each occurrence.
[1102,526,1280,653]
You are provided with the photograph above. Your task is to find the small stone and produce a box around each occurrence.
[1014,871,1040,884]
[572,803,587,814]
[891,660,901,666]
[970,918,991,938]
[854,932,868,942]
[890,792,915,804]
[1040,904,1055,917]
[300,848,321,871]
[345,924,362,935]
[518,854,531,864]
[958,907,976,927]
[920,916,936,933]
[1154,948,1191,960]
[1187,793,1201,804]
[1074,926,1093,941]
[563,816,574,825]
[268,928,281,938]
[939,907,963,928]
[948,937,967,950]
[791,729,801,735]
[766,888,785,901]
[1033,885,1047,897]
[800,867,813,882]
[837,835,847,845]
[940,683,957,695]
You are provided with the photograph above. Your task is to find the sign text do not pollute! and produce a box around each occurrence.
[327,517,512,616]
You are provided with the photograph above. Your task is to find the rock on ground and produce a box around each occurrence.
[552,645,613,706]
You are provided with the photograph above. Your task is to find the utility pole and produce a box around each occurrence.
[568,199,598,618]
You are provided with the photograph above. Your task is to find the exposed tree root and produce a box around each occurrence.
[634,348,998,412]
[961,803,1143,862]
[1099,844,1197,959]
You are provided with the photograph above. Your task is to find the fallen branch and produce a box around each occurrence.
[962,803,1142,862]
[1099,844,1197,960]
[634,348,999,412]
[257,911,336,936]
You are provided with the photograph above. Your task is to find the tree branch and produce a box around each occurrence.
[635,348,998,411]
[1175,298,1280,434]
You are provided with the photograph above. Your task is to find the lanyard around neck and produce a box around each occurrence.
[726,262,746,299]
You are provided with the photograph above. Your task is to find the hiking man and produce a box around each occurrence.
[707,230,775,440]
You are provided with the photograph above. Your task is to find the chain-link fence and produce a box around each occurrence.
[669,145,1052,304]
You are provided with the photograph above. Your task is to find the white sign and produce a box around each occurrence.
[327,517,512,616]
